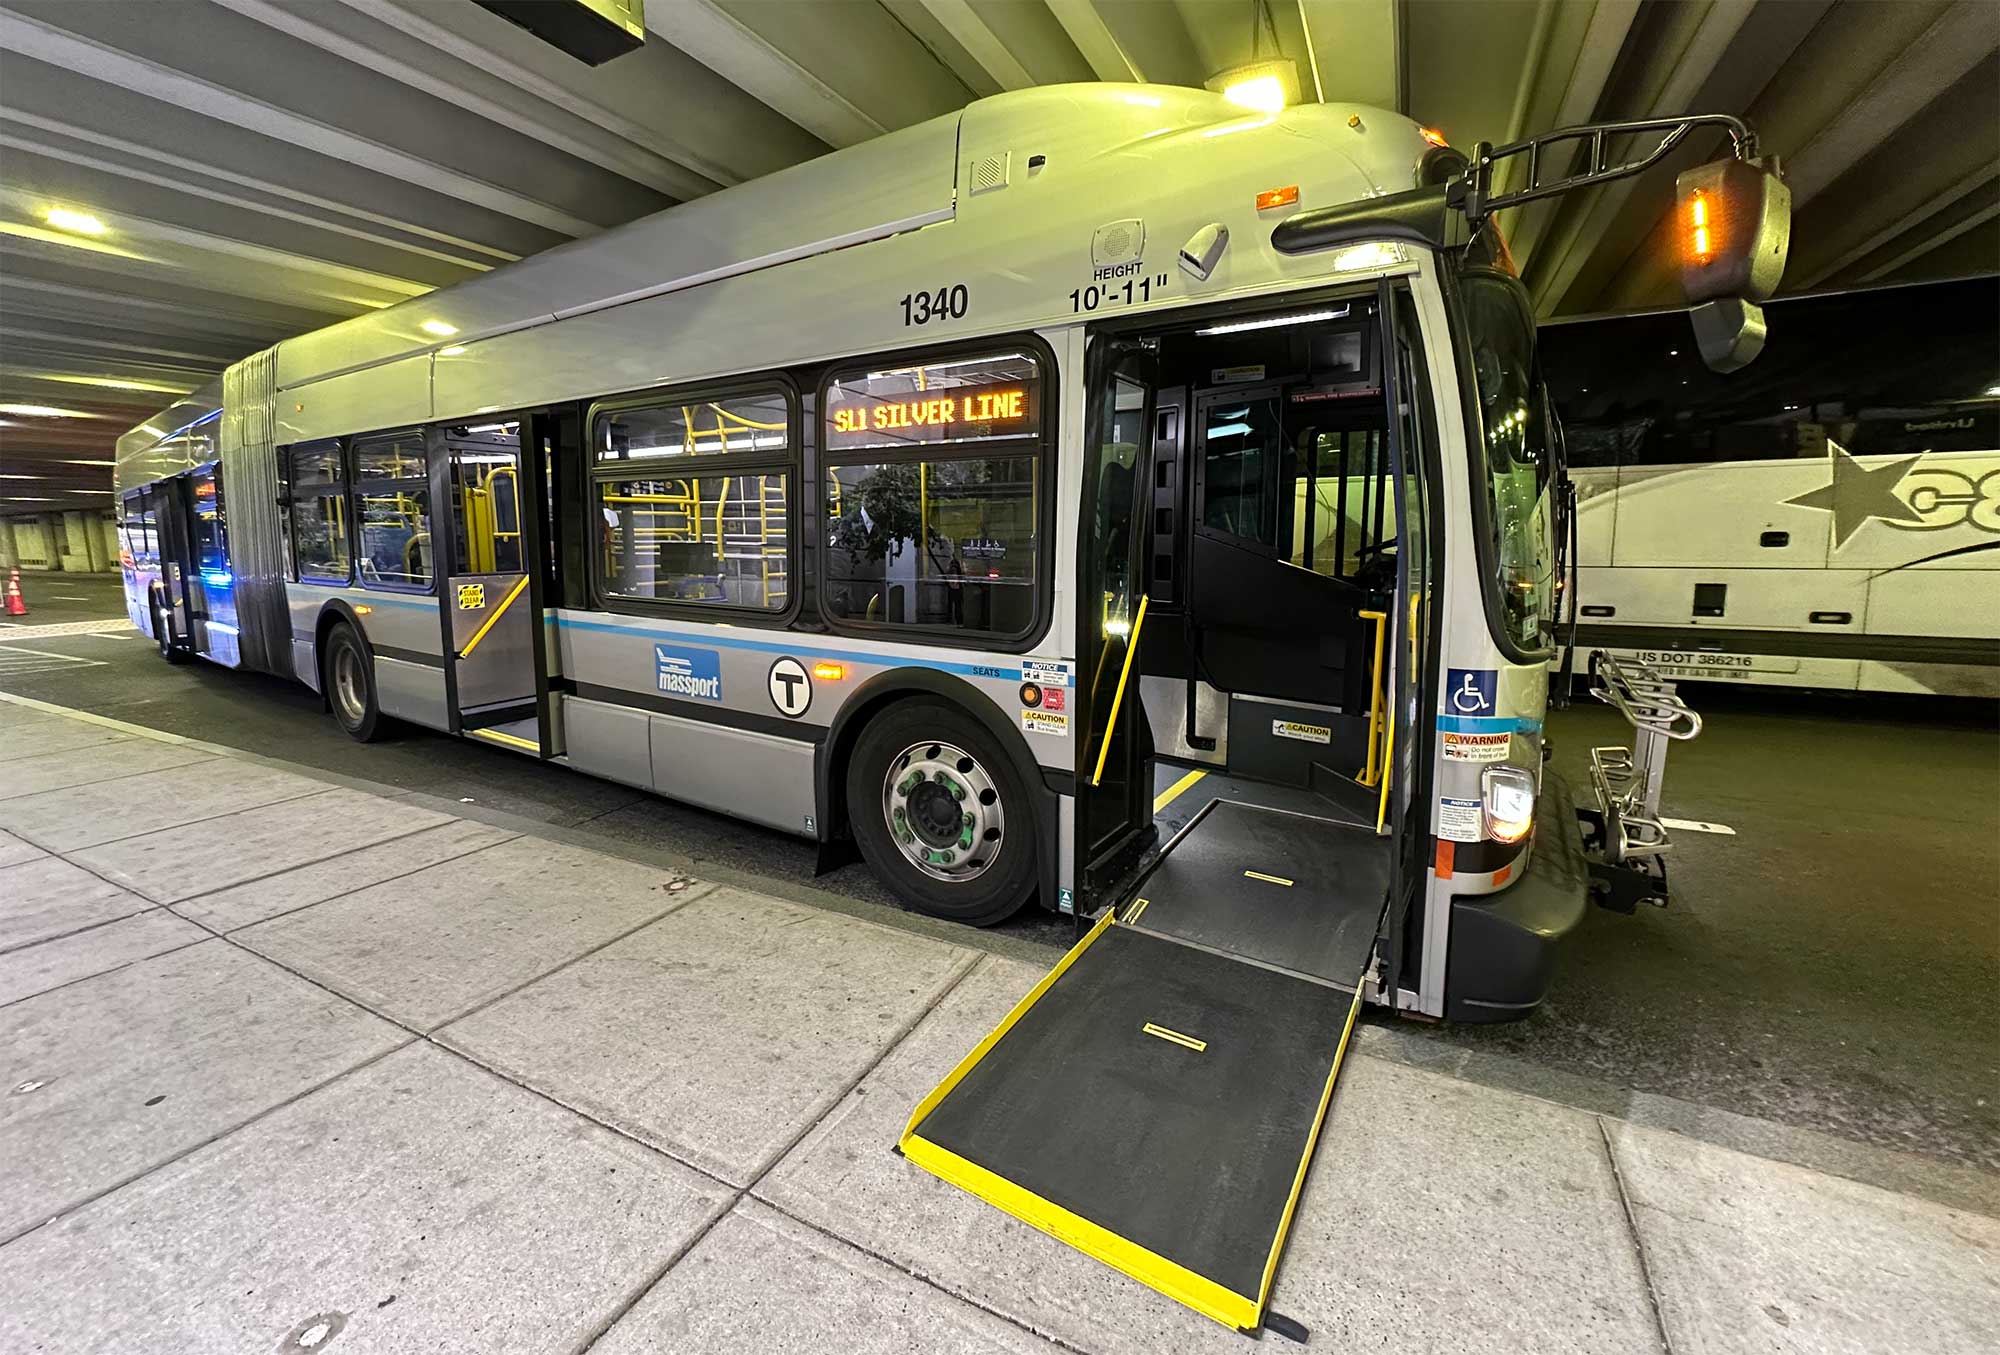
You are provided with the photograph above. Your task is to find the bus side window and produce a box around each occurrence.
[591,389,794,613]
[289,439,351,584]
[354,430,432,591]
[820,347,1047,642]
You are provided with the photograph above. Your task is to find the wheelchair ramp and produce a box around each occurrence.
[899,906,1367,1336]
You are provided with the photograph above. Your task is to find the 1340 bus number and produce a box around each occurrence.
[901,284,969,326]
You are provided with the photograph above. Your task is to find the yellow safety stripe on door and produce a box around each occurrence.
[1141,1022,1207,1052]
[1243,870,1294,886]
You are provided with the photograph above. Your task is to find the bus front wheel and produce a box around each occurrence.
[322,623,385,743]
[847,700,1034,927]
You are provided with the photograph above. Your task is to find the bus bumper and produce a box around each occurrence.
[1444,769,1589,1023]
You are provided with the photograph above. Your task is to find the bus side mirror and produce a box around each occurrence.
[1676,157,1789,373]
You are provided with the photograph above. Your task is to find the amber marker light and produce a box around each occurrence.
[1255,185,1299,211]
[1689,190,1712,261]
[812,662,845,681]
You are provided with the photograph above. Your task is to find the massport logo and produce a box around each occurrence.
[655,644,723,702]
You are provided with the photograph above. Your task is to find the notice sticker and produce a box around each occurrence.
[1022,709,1069,737]
[1022,659,1071,688]
[1438,797,1482,842]
[456,583,485,610]
[1271,719,1331,745]
[1442,729,1510,762]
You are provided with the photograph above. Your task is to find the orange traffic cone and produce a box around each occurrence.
[4,569,26,617]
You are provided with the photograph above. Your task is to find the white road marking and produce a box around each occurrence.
[0,618,134,641]
[1660,816,1735,835]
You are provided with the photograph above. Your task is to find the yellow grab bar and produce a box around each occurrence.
[1090,594,1149,788]
[1356,609,1387,786]
[457,574,530,660]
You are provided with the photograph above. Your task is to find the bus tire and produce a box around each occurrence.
[846,699,1034,927]
[322,622,386,743]
[150,594,189,665]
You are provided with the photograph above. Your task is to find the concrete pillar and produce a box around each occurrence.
[61,511,99,572]
[0,519,16,570]
[97,511,120,569]
[9,515,58,570]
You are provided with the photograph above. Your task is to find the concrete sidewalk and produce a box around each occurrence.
[1,695,1994,1354]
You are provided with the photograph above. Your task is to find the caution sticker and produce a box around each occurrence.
[1441,729,1510,762]
[1271,719,1330,745]
[1021,709,1069,737]
[456,583,485,610]
[1438,797,1482,842]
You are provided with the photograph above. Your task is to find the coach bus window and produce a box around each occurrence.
[289,439,351,584]
[593,390,792,611]
[191,468,227,574]
[354,430,431,590]
[821,349,1044,639]
[1458,271,1555,653]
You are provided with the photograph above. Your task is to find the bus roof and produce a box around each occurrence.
[119,83,1434,469]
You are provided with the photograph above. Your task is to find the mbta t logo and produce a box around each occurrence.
[767,656,813,718]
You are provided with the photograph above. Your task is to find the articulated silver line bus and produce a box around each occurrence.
[116,85,1780,1026]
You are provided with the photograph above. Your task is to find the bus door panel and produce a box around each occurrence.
[151,479,199,649]
[1077,339,1159,902]
[439,420,549,749]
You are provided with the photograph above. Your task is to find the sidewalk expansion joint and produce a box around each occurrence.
[1597,1115,1676,1355]
[168,818,518,917]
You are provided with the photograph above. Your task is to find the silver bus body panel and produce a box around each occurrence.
[648,708,817,837]
[374,656,448,729]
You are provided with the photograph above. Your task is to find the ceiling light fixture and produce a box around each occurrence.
[0,403,100,418]
[44,207,107,235]
[27,374,193,395]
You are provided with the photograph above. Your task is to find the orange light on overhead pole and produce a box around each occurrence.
[1689,190,1712,260]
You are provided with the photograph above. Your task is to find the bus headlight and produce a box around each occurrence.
[1481,766,1536,844]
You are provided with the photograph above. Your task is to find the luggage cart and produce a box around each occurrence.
[1577,651,1703,912]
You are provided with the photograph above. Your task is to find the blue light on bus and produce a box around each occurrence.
[202,570,233,590]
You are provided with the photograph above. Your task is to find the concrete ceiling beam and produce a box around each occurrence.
[645,0,888,147]
[0,7,608,240]
[912,0,1036,91]
[1295,0,1400,112]
[1047,0,1145,83]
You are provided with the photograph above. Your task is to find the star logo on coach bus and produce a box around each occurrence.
[1785,441,1927,548]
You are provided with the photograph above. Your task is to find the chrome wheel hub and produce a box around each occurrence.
[882,740,1004,882]
[331,645,366,725]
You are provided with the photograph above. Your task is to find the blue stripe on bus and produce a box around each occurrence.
[548,614,1035,680]
[1435,714,1543,734]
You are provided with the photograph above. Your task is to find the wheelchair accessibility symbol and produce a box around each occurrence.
[1447,668,1496,715]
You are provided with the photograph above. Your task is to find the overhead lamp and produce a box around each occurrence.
[0,403,99,418]
[1207,59,1300,116]
[44,207,107,235]
[1197,306,1350,337]
[28,373,192,395]
[420,319,459,337]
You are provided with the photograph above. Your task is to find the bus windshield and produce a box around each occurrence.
[1458,268,1556,654]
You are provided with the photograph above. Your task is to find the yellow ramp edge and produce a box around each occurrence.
[898,911,1367,1333]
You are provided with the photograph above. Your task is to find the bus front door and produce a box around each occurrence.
[1076,339,1159,908]
[439,420,549,756]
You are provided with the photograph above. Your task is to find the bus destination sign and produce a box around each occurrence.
[829,384,1030,442]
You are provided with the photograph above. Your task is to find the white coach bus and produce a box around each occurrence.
[1550,275,1999,697]
[116,85,1780,1039]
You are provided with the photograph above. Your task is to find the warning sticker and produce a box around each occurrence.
[1271,719,1331,744]
[1438,797,1482,842]
[1022,659,1071,688]
[1441,729,1510,762]
[1022,709,1069,737]
[456,583,485,610]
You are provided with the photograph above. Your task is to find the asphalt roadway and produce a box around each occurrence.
[4,572,1996,1177]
